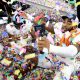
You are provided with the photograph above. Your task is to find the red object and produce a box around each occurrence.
[0,50,2,54]
[34,13,44,22]
[34,16,40,22]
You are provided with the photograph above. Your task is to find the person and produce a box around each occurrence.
[37,38,80,80]
[54,16,72,36]
[37,24,80,80]
[45,16,72,35]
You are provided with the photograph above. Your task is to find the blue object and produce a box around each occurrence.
[2,31,9,38]
[12,13,26,25]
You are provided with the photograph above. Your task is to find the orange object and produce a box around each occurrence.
[60,34,71,46]
[60,30,80,46]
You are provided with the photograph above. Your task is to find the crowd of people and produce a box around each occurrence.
[0,0,80,80]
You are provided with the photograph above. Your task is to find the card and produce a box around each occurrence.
[24,53,36,60]
[1,58,12,66]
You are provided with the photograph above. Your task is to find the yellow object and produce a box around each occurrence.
[14,70,20,75]
[76,2,80,7]
[1,58,12,66]
[24,53,36,60]
[72,22,78,26]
